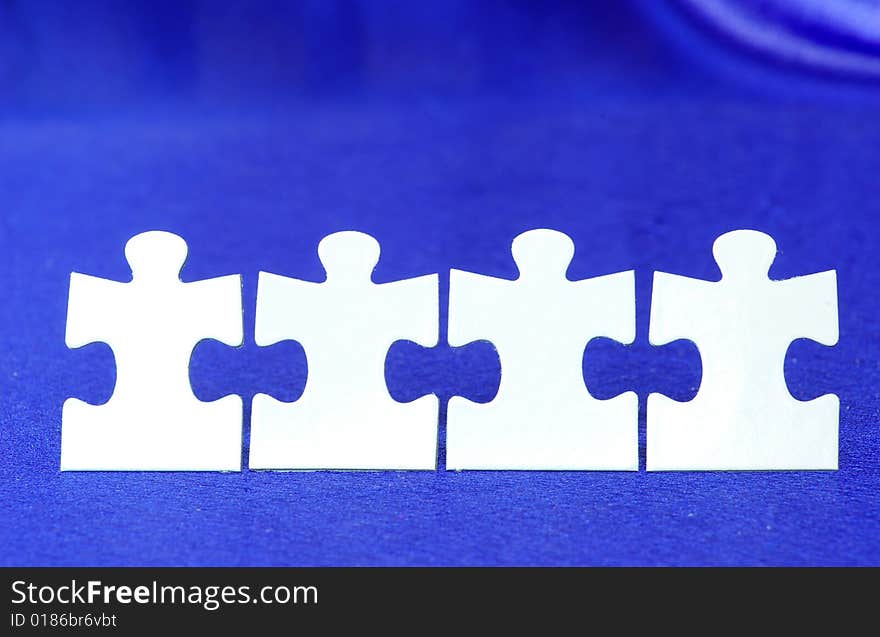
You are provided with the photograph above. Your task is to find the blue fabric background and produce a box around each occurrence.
[1,1,878,566]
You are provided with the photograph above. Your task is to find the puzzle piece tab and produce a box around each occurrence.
[62,231,244,471]
[446,229,637,470]
[648,230,839,470]
[249,231,439,470]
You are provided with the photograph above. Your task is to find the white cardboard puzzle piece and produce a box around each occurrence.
[648,229,839,471]
[446,229,638,470]
[61,231,244,471]
[249,231,439,470]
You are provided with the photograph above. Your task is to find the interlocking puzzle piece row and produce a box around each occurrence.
[60,228,839,472]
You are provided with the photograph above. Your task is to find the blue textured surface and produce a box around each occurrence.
[1,1,879,566]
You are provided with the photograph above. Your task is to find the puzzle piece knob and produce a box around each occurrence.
[124,231,188,282]
[318,231,381,284]
[713,229,777,281]
[511,229,575,280]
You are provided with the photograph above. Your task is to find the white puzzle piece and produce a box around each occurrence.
[61,231,244,471]
[249,231,439,470]
[446,229,637,470]
[648,229,839,471]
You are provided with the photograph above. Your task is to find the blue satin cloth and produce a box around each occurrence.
[0,1,878,566]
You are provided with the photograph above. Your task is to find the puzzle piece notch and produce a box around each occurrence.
[648,229,839,471]
[447,228,637,470]
[62,231,244,471]
[510,228,575,281]
[250,231,439,470]
[713,229,777,283]
[318,231,381,286]
[124,230,189,283]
